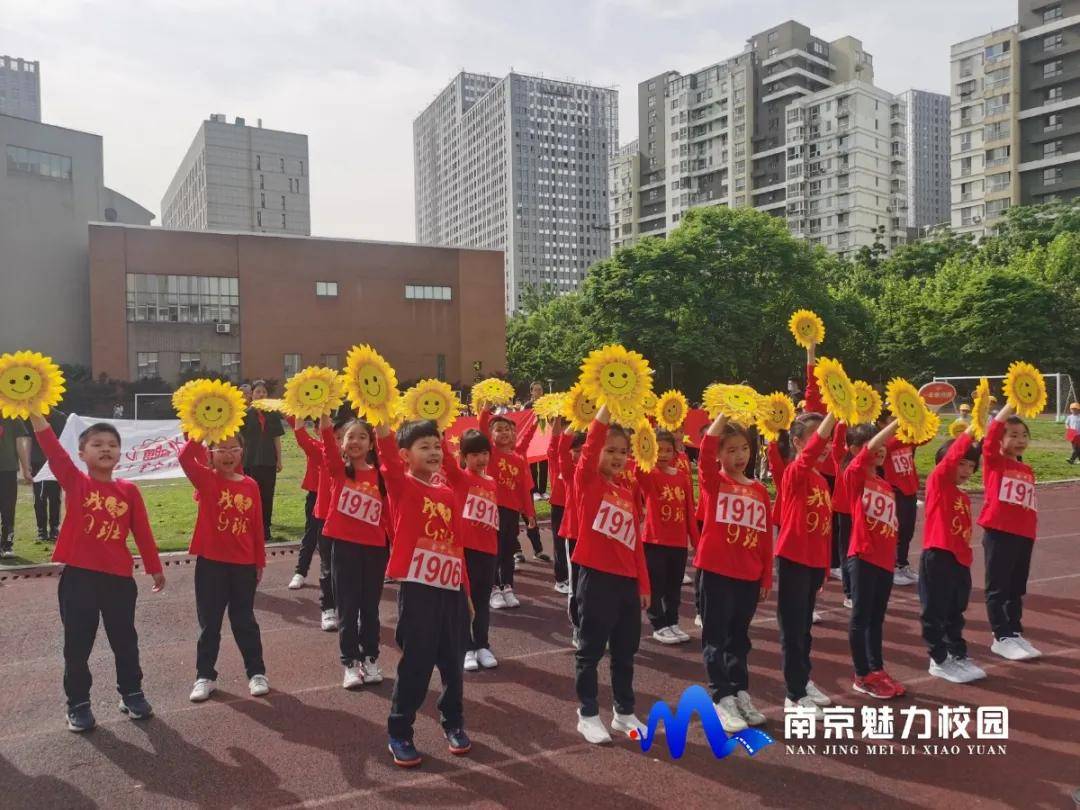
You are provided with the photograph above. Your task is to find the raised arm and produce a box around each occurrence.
[575,404,610,492]
[440,436,466,489]
[179,439,215,492]
[514,409,539,456]
[375,423,404,501]
[28,415,80,489]
[983,402,1013,469]
[698,412,727,493]
[804,345,826,415]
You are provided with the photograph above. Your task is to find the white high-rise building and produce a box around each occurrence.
[898,89,951,229]
[0,54,40,121]
[414,71,618,313]
[161,114,310,235]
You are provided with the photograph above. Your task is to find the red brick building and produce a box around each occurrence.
[89,224,506,387]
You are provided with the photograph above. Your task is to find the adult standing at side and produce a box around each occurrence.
[240,380,283,543]
[0,416,32,557]
[524,381,548,500]
[25,408,68,541]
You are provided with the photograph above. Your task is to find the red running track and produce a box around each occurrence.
[1,485,1078,809]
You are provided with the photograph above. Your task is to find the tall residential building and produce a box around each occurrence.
[950,1,1080,238]
[0,54,40,121]
[618,20,904,259]
[1,113,153,365]
[610,140,640,251]
[161,114,310,236]
[414,71,618,312]
[899,89,951,228]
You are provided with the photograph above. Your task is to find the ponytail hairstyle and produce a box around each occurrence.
[336,418,378,483]
[779,413,824,460]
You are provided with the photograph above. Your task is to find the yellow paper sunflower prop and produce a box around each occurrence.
[756,392,796,442]
[176,379,246,444]
[171,379,201,413]
[642,390,658,414]
[532,392,566,424]
[949,418,969,439]
[470,377,516,413]
[562,382,599,432]
[813,357,857,423]
[971,377,991,441]
[852,380,883,425]
[344,344,400,427]
[703,383,761,426]
[886,378,935,444]
[283,366,344,421]
[579,344,653,424]
[655,389,690,432]
[1003,361,1047,419]
[631,420,659,473]
[401,379,461,432]
[788,309,826,349]
[0,351,66,420]
[251,398,286,412]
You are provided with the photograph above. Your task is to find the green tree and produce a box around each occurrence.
[506,286,596,388]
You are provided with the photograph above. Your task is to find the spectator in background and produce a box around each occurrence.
[524,381,548,500]
[240,380,284,543]
[787,378,803,405]
[112,403,124,419]
[0,417,32,558]
[26,409,68,541]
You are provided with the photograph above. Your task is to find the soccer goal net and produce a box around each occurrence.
[932,373,1078,422]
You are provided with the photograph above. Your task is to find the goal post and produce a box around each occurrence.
[931,373,1077,422]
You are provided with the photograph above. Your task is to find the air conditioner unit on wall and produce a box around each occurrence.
[215,322,231,334]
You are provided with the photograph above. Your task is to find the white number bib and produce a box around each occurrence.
[404,547,463,591]
[891,450,913,476]
[999,475,1036,511]
[336,485,382,526]
[861,486,898,531]
[592,494,636,550]
[714,490,767,533]
[463,492,499,530]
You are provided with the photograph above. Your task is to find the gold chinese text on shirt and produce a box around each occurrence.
[216,489,254,536]
[82,491,129,543]
[422,496,456,552]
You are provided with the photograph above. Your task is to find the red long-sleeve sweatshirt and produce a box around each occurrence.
[843,446,898,573]
[775,431,833,569]
[320,428,387,547]
[180,441,265,567]
[978,419,1037,540]
[441,438,499,555]
[923,432,975,566]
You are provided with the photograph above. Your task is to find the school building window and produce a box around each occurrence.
[284,354,301,377]
[136,352,159,380]
[221,352,240,380]
[405,284,452,301]
[321,354,339,368]
[315,281,338,297]
[126,274,239,323]
[6,145,72,181]
[179,352,202,374]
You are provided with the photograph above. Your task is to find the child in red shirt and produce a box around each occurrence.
[287,416,324,591]
[979,403,1041,661]
[376,419,472,768]
[321,415,388,690]
[548,418,572,594]
[803,344,841,582]
[559,429,587,644]
[180,435,267,703]
[291,418,337,628]
[696,414,772,733]
[29,413,165,733]
[442,429,500,672]
[882,434,922,586]
[920,423,987,683]
[480,410,537,609]
[572,406,650,746]
[842,420,906,700]
[775,411,837,712]
[637,429,698,645]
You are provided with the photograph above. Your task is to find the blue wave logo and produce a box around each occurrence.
[631,685,774,759]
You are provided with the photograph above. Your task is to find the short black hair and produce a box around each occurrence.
[606,424,630,446]
[459,428,491,456]
[1004,415,1030,436]
[570,431,587,449]
[79,423,121,449]
[333,414,358,432]
[655,429,678,450]
[846,424,875,448]
[209,433,244,449]
[489,414,515,429]
[397,419,440,449]
[252,379,269,392]
[936,438,981,470]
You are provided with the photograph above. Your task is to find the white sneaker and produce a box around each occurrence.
[464,650,479,672]
[843,597,853,609]
[343,665,364,689]
[928,656,968,684]
[476,648,498,669]
[991,636,1031,661]
[735,691,767,726]
[953,656,987,681]
[652,626,681,645]
[361,657,383,683]
[320,610,338,631]
[804,681,831,706]
[668,625,691,642]
[489,589,507,610]
[784,696,823,717]
[288,573,305,590]
[682,572,693,585]
[893,565,917,586]
[610,709,646,738]
[694,614,703,628]
[829,567,842,580]
[502,588,521,608]
[715,696,748,732]
[812,610,823,624]
[577,710,612,744]
[554,580,571,594]
[189,678,215,702]
[1013,635,1042,659]
[248,674,270,696]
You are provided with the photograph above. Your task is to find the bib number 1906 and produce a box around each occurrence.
[406,548,463,591]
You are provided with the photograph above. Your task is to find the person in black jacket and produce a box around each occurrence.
[239,381,283,543]
[25,409,68,541]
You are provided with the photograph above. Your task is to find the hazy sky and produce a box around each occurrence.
[2,0,1016,241]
